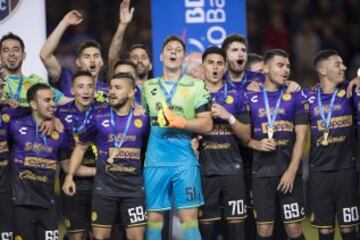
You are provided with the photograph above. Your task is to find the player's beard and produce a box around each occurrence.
[228,61,244,75]
[137,63,148,80]
[110,96,129,110]
[5,62,22,74]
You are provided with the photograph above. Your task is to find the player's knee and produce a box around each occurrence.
[126,227,145,240]
[257,223,274,237]
[319,228,334,235]
[179,208,198,223]
[340,226,354,233]
[92,229,111,240]
[284,222,303,238]
[147,212,164,222]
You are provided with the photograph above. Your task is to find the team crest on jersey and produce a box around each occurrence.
[282,93,292,101]
[0,0,22,23]
[92,211,98,221]
[23,81,31,91]
[1,113,10,123]
[134,119,143,128]
[14,236,23,240]
[337,89,345,98]
[180,89,190,97]
[64,218,71,228]
[225,95,234,104]
[51,131,59,140]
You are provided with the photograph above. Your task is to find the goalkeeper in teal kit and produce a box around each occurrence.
[141,36,213,240]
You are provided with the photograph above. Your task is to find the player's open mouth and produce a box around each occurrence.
[236,59,244,65]
[8,58,17,64]
[82,97,91,101]
[89,65,96,71]
[169,57,176,62]
[213,71,218,77]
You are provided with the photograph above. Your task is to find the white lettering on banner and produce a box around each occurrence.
[184,0,227,51]
[0,0,7,11]
[185,0,204,8]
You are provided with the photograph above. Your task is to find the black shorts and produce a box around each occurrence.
[13,205,58,240]
[199,174,247,222]
[310,168,359,228]
[244,167,253,208]
[91,194,147,228]
[0,190,13,239]
[253,175,305,224]
[62,190,92,233]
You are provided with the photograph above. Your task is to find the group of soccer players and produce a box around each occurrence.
[1,1,360,240]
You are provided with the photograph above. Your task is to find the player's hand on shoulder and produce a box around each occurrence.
[346,76,360,97]
[134,104,145,116]
[286,80,301,93]
[0,99,19,108]
[246,81,262,92]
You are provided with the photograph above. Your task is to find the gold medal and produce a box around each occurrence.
[107,148,119,164]
[321,129,329,146]
[268,127,274,139]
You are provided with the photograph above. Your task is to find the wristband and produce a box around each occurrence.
[228,114,236,125]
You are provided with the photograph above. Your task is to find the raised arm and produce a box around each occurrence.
[40,10,83,80]
[108,0,134,76]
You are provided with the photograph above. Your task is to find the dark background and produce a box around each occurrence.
[46,0,360,87]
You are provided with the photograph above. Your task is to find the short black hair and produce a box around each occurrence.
[221,34,246,52]
[247,53,264,67]
[128,44,151,59]
[264,49,289,64]
[313,50,339,69]
[26,83,51,103]
[114,59,137,72]
[76,40,102,57]
[202,47,226,62]
[0,32,25,51]
[162,35,186,53]
[110,72,136,89]
[72,70,94,85]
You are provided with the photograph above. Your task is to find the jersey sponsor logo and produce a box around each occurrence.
[0,159,9,167]
[261,120,294,133]
[313,104,342,116]
[0,0,22,23]
[105,164,136,173]
[257,108,285,118]
[202,141,231,150]
[316,135,346,147]
[209,124,232,136]
[24,142,53,153]
[316,115,352,131]
[1,113,10,123]
[19,170,48,182]
[19,127,27,135]
[108,134,136,143]
[134,119,143,128]
[108,147,141,160]
[24,156,57,170]
[0,140,9,153]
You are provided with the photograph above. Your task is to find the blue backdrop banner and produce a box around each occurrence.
[151,0,247,76]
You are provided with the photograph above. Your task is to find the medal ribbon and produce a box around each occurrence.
[158,74,183,105]
[72,105,92,134]
[262,86,284,131]
[110,108,134,150]
[317,87,338,130]
[7,76,23,101]
[226,72,248,89]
